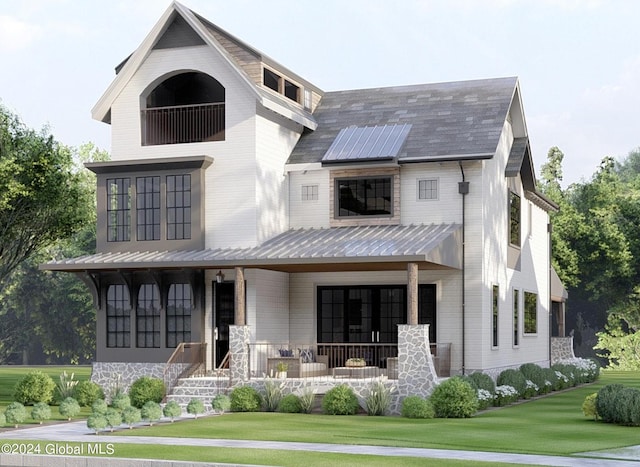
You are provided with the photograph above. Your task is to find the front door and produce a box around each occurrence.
[214,282,234,367]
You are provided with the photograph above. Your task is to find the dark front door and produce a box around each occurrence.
[214,282,234,367]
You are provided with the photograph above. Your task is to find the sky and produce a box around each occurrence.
[1,0,639,187]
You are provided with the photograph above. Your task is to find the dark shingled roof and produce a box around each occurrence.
[287,77,518,165]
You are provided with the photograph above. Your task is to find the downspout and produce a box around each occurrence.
[548,222,553,365]
[458,162,469,375]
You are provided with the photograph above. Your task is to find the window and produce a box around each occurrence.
[263,68,301,104]
[167,283,192,347]
[167,175,191,240]
[336,177,392,217]
[492,285,499,347]
[513,289,520,346]
[418,179,438,200]
[137,284,160,348]
[284,80,300,102]
[510,192,521,246]
[107,178,131,242]
[136,176,160,241]
[304,89,313,110]
[263,68,280,92]
[524,291,537,334]
[301,184,318,201]
[106,284,130,348]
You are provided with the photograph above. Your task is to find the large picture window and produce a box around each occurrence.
[107,178,131,242]
[137,284,160,348]
[167,175,191,240]
[136,176,160,241]
[524,291,537,334]
[336,177,392,217]
[167,283,192,347]
[510,191,521,247]
[106,284,130,348]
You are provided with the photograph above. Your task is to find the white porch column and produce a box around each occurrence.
[407,262,418,325]
[235,267,245,326]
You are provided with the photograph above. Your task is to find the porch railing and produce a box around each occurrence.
[141,102,225,145]
[163,342,207,397]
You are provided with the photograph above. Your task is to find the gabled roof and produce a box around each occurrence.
[92,1,317,129]
[287,77,519,165]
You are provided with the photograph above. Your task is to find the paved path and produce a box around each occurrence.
[0,419,639,466]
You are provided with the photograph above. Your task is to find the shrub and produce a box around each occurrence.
[129,377,165,409]
[552,364,577,387]
[58,397,81,421]
[476,389,494,410]
[298,386,315,414]
[91,399,108,415]
[30,402,51,424]
[74,380,104,407]
[494,385,519,407]
[110,393,131,411]
[105,407,122,432]
[13,371,56,405]
[163,400,182,421]
[5,402,28,427]
[365,381,394,416]
[55,371,78,402]
[263,378,285,412]
[187,399,205,419]
[212,394,231,414]
[497,369,527,397]
[596,384,624,423]
[582,393,598,420]
[322,384,359,415]
[430,377,478,418]
[87,413,108,434]
[121,406,141,428]
[541,368,558,393]
[141,401,163,425]
[519,364,546,395]
[467,372,496,394]
[401,396,434,419]
[278,394,302,413]
[557,358,600,384]
[0,411,5,426]
[230,386,262,412]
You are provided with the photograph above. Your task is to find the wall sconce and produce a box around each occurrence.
[216,270,225,283]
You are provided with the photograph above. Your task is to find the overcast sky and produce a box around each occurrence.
[1,0,639,186]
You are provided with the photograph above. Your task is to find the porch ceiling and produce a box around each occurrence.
[41,223,462,273]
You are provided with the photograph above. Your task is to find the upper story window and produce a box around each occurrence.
[141,72,225,145]
[336,177,392,218]
[136,176,160,241]
[509,191,521,247]
[263,67,301,104]
[301,184,318,201]
[107,178,131,242]
[166,175,191,240]
[418,179,438,200]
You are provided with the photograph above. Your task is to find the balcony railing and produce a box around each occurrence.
[141,103,225,146]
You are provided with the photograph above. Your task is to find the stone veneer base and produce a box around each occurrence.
[91,362,189,396]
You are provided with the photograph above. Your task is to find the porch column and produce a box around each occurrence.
[235,267,246,326]
[229,325,250,384]
[398,324,438,398]
[407,262,418,325]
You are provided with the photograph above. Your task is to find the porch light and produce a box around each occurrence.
[216,270,225,283]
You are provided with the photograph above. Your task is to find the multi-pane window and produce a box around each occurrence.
[510,191,521,246]
[107,178,131,242]
[524,291,537,334]
[137,284,160,348]
[301,184,318,201]
[136,176,160,241]
[166,175,191,240]
[336,177,392,217]
[492,285,499,347]
[106,284,130,348]
[418,179,438,200]
[513,289,520,346]
[166,283,192,348]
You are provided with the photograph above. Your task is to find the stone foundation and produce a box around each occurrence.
[397,324,438,398]
[551,336,575,363]
[91,362,188,397]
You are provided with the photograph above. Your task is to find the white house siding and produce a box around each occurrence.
[288,168,331,229]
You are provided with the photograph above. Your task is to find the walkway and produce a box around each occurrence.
[0,419,638,466]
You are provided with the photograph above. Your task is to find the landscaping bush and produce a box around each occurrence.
[212,394,231,414]
[596,384,624,423]
[5,402,28,427]
[494,385,519,407]
[230,386,262,412]
[557,358,600,384]
[298,386,315,414]
[105,407,122,431]
[497,369,527,397]
[278,394,302,413]
[607,387,640,426]
[110,393,131,411]
[322,384,359,415]
[13,371,56,405]
[430,377,478,418]
[30,402,51,424]
[187,399,205,419]
[552,364,577,387]
[91,399,108,415]
[55,371,78,402]
[129,377,165,409]
[0,411,5,426]
[141,401,163,425]
[74,380,104,407]
[476,389,494,410]
[542,367,560,391]
[581,392,598,420]
[58,397,81,421]
[365,381,394,416]
[467,372,496,394]
[121,406,141,428]
[87,413,108,434]
[163,400,182,421]
[519,363,547,395]
[401,396,434,419]
[263,378,285,412]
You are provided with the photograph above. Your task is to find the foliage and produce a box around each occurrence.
[230,386,262,413]
[497,369,527,397]
[110,393,131,411]
[400,396,434,419]
[298,385,316,414]
[86,413,108,434]
[494,385,519,407]
[278,394,302,413]
[30,402,51,424]
[263,377,285,412]
[466,372,496,394]
[54,370,78,402]
[211,394,231,414]
[105,407,123,431]
[581,393,598,421]
[542,368,559,392]
[551,364,577,387]
[595,384,624,423]
[0,411,5,426]
[476,389,494,410]
[519,364,547,394]
[13,370,56,405]
[430,377,478,418]
[556,358,599,383]
[121,406,141,428]
[186,399,205,419]
[129,376,165,409]
[4,401,28,427]
[163,400,182,421]
[91,399,108,415]
[74,380,104,407]
[322,384,359,415]
[595,327,640,370]
[364,381,394,416]
[58,397,81,420]
[141,401,163,425]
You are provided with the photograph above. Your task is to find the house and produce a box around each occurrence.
[43,1,568,401]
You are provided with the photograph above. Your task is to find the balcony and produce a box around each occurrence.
[141,103,225,146]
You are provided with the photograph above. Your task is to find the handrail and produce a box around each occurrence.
[163,342,207,398]
[141,102,225,145]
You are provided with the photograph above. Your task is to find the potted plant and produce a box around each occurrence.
[276,362,288,378]
[345,357,366,367]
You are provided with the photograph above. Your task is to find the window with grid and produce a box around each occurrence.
[524,291,537,334]
[106,284,130,348]
[301,184,318,201]
[510,191,521,247]
[492,285,499,347]
[107,178,131,242]
[336,177,392,217]
[136,176,160,241]
[166,283,192,348]
[166,175,191,240]
[513,289,520,346]
[418,179,438,200]
[137,284,160,348]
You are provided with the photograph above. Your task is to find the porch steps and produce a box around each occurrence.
[166,376,231,406]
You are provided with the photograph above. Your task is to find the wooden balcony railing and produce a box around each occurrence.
[163,342,207,397]
[141,103,225,146]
